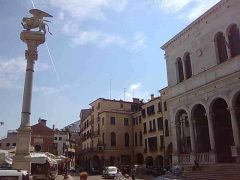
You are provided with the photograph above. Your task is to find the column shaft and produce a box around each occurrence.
[229,107,240,146]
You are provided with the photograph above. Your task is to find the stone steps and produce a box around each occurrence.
[182,163,240,180]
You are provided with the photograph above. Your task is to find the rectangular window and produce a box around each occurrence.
[164,101,167,111]
[160,135,164,150]
[110,117,115,125]
[135,117,138,125]
[12,143,16,146]
[139,116,142,124]
[141,109,146,118]
[54,137,57,140]
[124,118,129,126]
[157,118,163,130]
[97,102,100,109]
[158,102,162,112]
[153,119,156,131]
[145,139,147,149]
[147,105,155,116]
[149,121,152,132]
[59,137,62,141]
[120,103,123,108]
[0,143,1,147]
[102,117,104,125]
[143,123,147,133]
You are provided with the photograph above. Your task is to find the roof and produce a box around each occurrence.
[89,98,138,106]
[80,109,92,121]
[161,0,227,50]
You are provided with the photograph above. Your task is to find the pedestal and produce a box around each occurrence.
[13,127,32,172]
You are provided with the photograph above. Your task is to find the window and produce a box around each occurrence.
[160,135,164,150]
[143,123,147,133]
[164,101,167,111]
[111,132,116,146]
[0,143,1,147]
[165,119,169,137]
[6,143,10,147]
[102,117,104,125]
[110,117,115,125]
[158,102,162,112]
[141,109,146,118]
[135,117,138,125]
[124,118,129,126]
[228,24,240,58]
[147,105,155,116]
[97,102,100,109]
[139,131,143,146]
[184,52,192,79]
[54,137,57,140]
[102,133,105,144]
[153,119,156,131]
[157,117,163,130]
[125,133,129,147]
[59,137,62,141]
[176,57,184,83]
[139,116,142,124]
[149,121,152,132]
[145,139,147,149]
[215,32,228,63]
[132,118,135,125]
[12,143,16,146]
[135,132,138,146]
[120,103,123,108]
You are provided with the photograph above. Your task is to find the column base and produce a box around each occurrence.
[190,152,196,164]
[12,154,31,172]
[209,150,217,163]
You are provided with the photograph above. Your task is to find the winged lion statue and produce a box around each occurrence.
[21,9,53,35]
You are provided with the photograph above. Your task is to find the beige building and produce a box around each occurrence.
[80,98,142,169]
[0,130,17,150]
[161,0,240,165]
[53,130,69,156]
[139,95,165,167]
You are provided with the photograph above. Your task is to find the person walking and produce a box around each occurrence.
[131,167,136,180]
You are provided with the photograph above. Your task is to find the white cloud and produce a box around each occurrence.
[130,82,141,91]
[159,0,220,21]
[0,56,50,89]
[72,31,126,47]
[33,84,71,94]
[130,32,147,53]
[160,0,192,13]
[49,0,128,21]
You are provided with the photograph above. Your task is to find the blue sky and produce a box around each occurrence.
[0,0,220,137]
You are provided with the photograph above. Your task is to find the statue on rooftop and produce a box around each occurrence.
[21,9,53,35]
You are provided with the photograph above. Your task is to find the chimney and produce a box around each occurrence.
[38,118,47,126]
[151,94,154,100]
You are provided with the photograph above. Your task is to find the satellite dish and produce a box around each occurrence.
[29,9,53,19]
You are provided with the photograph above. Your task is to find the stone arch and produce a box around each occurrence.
[175,109,191,154]
[214,31,228,63]
[226,23,240,58]
[208,95,230,111]
[210,97,235,163]
[191,104,211,153]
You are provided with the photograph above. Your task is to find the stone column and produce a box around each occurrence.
[171,122,179,165]
[189,116,196,163]
[13,31,45,172]
[229,106,240,163]
[206,111,216,163]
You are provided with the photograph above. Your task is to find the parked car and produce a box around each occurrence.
[68,167,76,173]
[104,166,118,179]
[0,169,29,180]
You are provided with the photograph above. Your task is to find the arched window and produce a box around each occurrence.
[165,119,169,137]
[124,133,129,147]
[111,132,116,146]
[184,52,192,79]
[215,32,228,63]
[176,57,184,83]
[139,131,143,146]
[135,132,138,146]
[228,24,240,57]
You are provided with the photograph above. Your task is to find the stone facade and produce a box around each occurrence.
[161,0,240,165]
[0,131,17,150]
